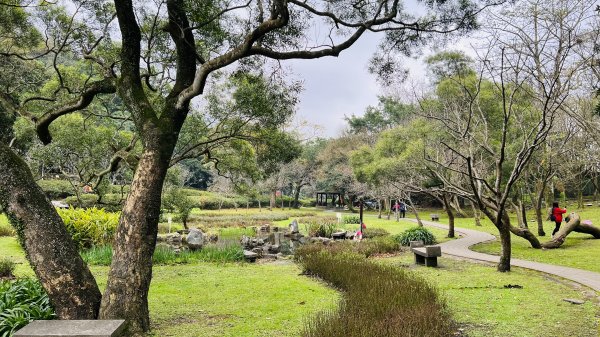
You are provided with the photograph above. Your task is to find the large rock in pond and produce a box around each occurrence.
[187,228,204,251]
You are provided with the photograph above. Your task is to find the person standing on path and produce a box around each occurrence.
[550,201,567,237]
[399,201,407,218]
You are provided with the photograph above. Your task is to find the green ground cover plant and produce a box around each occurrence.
[295,244,454,337]
[82,244,244,266]
[0,278,55,336]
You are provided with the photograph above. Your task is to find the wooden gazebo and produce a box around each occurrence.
[315,192,344,208]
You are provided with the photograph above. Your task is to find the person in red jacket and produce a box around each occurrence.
[551,201,567,237]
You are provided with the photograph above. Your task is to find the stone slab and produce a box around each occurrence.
[14,320,125,337]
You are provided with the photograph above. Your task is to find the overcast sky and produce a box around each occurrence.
[284,33,442,138]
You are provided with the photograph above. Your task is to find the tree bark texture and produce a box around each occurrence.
[497,223,512,272]
[541,213,600,249]
[99,129,178,334]
[0,143,102,319]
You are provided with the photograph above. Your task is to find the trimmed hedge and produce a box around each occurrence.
[36,179,74,199]
[295,245,453,337]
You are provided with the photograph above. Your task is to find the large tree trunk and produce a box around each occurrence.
[542,213,600,248]
[377,199,382,219]
[498,224,511,272]
[293,184,301,208]
[99,130,177,335]
[442,194,455,238]
[0,143,101,319]
[386,197,391,220]
[269,190,275,211]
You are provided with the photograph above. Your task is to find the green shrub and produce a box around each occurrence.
[342,215,361,224]
[394,226,437,246]
[362,227,389,239]
[0,278,55,336]
[0,224,14,237]
[36,179,74,199]
[82,244,244,266]
[295,246,453,337]
[0,259,15,278]
[58,208,120,249]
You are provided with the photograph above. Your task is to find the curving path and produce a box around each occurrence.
[405,218,600,292]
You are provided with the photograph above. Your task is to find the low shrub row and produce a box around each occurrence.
[295,244,454,337]
[36,179,74,199]
[81,244,244,266]
[0,278,55,336]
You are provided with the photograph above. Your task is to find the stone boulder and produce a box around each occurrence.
[289,219,299,233]
[244,250,259,262]
[187,228,204,251]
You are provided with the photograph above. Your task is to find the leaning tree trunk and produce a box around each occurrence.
[442,194,455,238]
[0,143,102,318]
[406,196,423,226]
[541,213,600,248]
[502,210,541,248]
[99,130,177,335]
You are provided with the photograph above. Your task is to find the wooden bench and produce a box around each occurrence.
[410,241,442,267]
[14,320,125,337]
[430,214,440,221]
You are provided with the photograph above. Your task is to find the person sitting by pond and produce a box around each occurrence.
[550,201,567,237]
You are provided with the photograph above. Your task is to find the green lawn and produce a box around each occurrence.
[381,254,599,337]
[424,207,600,273]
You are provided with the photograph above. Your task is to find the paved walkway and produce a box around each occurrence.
[406,218,600,292]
